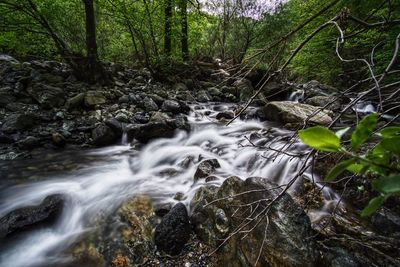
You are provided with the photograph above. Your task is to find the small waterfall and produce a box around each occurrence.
[288,89,304,102]
[0,103,340,267]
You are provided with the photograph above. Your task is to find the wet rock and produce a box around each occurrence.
[173,83,188,92]
[133,112,149,124]
[118,95,129,104]
[162,100,181,114]
[127,122,175,143]
[105,118,124,136]
[303,80,338,98]
[1,113,38,133]
[0,132,14,144]
[18,136,40,150]
[305,96,341,111]
[85,91,106,107]
[143,96,158,112]
[371,207,400,236]
[52,132,67,147]
[190,176,317,266]
[92,124,117,146]
[194,159,220,181]
[234,78,253,102]
[263,101,332,126]
[154,203,191,255]
[27,83,65,108]
[65,93,85,110]
[0,194,63,239]
[216,110,234,120]
[262,81,290,101]
[197,90,211,102]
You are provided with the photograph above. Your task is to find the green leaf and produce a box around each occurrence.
[361,196,385,217]
[335,127,350,139]
[351,113,378,151]
[299,126,341,152]
[325,158,357,182]
[380,126,400,138]
[372,175,400,194]
[381,137,400,155]
[347,163,368,174]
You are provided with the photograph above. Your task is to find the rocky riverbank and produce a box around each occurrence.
[1,55,399,267]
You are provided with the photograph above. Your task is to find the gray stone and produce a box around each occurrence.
[85,91,106,107]
[92,124,117,146]
[162,100,181,114]
[143,96,158,112]
[194,159,220,181]
[1,113,38,133]
[27,83,65,108]
[263,101,332,126]
[65,93,85,109]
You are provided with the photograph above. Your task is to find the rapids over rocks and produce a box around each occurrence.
[0,103,398,267]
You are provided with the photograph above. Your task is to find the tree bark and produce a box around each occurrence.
[82,0,104,83]
[164,0,172,57]
[180,0,189,61]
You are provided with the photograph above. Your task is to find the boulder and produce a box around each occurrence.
[65,93,85,109]
[27,83,65,108]
[127,121,175,143]
[92,124,117,146]
[303,80,338,98]
[263,101,332,126]
[0,92,16,107]
[194,159,221,181]
[161,100,181,114]
[52,132,67,147]
[17,136,40,150]
[305,96,341,111]
[197,90,211,102]
[154,203,191,255]
[1,113,38,133]
[85,91,106,107]
[234,79,254,102]
[0,195,63,239]
[143,96,159,112]
[216,110,234,120]
[190,177,317,266]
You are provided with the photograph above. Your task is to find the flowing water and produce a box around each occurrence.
[0,103,340,267]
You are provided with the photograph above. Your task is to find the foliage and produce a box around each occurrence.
[299,113,400,216]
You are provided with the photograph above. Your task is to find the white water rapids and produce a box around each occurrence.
[0,103,340,267]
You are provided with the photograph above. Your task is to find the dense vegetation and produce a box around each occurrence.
[1,0,399,85]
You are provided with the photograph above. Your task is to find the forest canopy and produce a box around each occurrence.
[0,0,399,85]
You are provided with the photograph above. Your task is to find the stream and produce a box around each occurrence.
[0,103,340,267]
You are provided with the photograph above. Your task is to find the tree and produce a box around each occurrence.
[164,0,172,57]
[180,0,189,61]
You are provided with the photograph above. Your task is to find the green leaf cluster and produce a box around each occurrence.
[299,114,400,216]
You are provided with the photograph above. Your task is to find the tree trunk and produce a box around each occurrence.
[83,0,103,83]
[164,0,172,57]
[180,0,189,61]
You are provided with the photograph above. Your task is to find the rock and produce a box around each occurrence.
[127,122,175,143]
[190,177,317,266]
[305,96,341,110]
[194,159,220,181]
[154,203,191,255]
[85,91,106,107]
[118,95,129,104]
[234,79,253,102]
[207,87,222,97]
[52,132,66,147]
[105,118,124,136]
[1,113,38,133]
[197,90,211,102]
[27,83,65,109]
[0,132,14,144]
[133,113,150,124]
[216,110,234,120]
[0,194,63,239]
[263,101,332,126]
[65,93,85,109]
[162,100,181,114]
[262,81,290,101]
[303,80,338,98]
[143,96,158,112]
[371,207,400,236]
[173,83,188,92]
[115,112,129,123]
[18,136,40,150]
[0,92,16,107]
[150,111,170,122]
[92,124,117,146]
